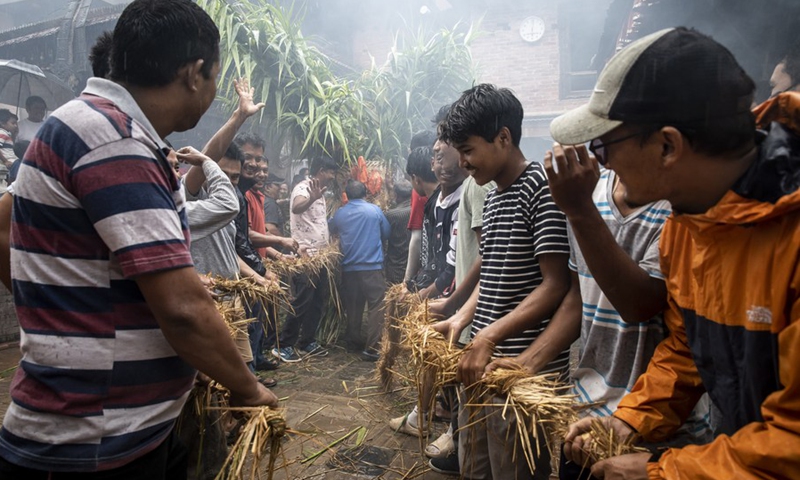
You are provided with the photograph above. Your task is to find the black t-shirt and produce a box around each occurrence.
[263,196,284,236]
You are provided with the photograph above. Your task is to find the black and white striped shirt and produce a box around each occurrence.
[471,162,570,373]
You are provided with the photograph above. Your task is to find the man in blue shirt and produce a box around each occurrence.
[329,180,390,360]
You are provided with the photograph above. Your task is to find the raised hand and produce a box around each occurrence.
[176,146,212,167]
[307,178,327,202]
[234,78,266,118]
[543,143,601,218]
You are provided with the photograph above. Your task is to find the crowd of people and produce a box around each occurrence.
[0,0,797,479]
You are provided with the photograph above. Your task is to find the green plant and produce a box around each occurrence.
[198,0,477,167]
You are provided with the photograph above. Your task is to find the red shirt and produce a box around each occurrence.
[407,189,427,230]
[246,189,268,258]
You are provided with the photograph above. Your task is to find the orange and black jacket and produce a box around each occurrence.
[614,92,800,479]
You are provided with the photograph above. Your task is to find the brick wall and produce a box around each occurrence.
[468,0,588,119]
[349,0,611,161]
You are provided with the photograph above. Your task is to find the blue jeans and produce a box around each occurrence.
[245,301,269,367]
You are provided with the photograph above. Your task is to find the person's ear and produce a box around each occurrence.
[181,59,206,92]
[496,127,512,148]
[660,126,685,170]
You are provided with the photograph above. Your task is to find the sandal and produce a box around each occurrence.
[425,430,455,458]
[389,412,427,437]
[258,377,278,388]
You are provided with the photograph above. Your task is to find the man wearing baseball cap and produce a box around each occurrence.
[553,27,800,479]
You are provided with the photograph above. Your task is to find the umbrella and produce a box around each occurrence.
[0,59,75,115]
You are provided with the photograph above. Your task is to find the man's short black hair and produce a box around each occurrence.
[345,179,367,200]
[110,0,220,87]
[406,146,436,183]
[0,109,17,125]
[90,31,113,79]
[432,103,451,126]
[410,130,437,150]
[310,156,338,176]
[393,179,412,201]
[439,84,523,147]
[222,143,244,165]
[233,133,266,154]
[24,96,45,110]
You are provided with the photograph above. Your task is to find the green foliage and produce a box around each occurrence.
[197,0,477,166]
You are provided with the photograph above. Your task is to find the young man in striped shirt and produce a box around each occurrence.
[436,84,571,479]
[0,1,276,477]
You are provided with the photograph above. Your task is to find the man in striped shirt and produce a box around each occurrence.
[436,84,572,479]
[0,1,276,477]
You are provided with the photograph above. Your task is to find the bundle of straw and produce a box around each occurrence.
[473,366,581,476]
[376,284,423,390]
[212,276,291,316]
[215,299,252,338]
[263,243,341,280]
[264,244,343,344]
[212,405,286,480]
[581,418,649,463]
[188,381,287,480]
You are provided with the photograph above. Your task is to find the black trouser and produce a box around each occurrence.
[0,428,187,480]
[340,269,386,352]
[279,268,328,349]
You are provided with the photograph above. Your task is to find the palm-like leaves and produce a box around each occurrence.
[198,0,477,166]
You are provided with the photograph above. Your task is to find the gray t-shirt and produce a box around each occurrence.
[570,170,709,441]
[183,161,240,278]
[454,176,494,287]
[454,176,494,344]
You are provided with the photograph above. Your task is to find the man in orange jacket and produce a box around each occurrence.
[550,27,800,479]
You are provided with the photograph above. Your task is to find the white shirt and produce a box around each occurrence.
[17,118,45,143]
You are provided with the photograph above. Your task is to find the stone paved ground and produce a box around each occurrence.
[0,344,454,479]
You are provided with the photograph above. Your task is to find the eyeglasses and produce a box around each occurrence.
[243,164,261,174]
[588,130,650,166]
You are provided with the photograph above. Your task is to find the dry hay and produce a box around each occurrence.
[467,366,582,476]
[214,405,286,480]
[263,243,341,280]
[187,381,287,480]
[214,297,256,343]
[263,244,344,345]
[581,418,649,464]
[376,284,423,391]
[212,275,291,317]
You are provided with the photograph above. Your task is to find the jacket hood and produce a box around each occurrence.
[682,93,800,227]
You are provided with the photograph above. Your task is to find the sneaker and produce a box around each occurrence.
[360,350,379,362]
[299,341,328,357]
[429,453,459,475]
[271,346,301,363]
